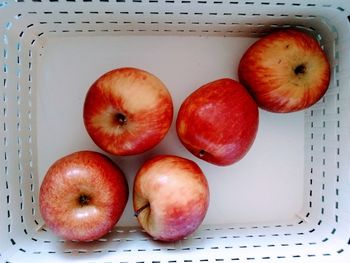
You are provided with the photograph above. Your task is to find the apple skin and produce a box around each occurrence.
[133,155,209,242]
[238,29,331,113]
[176,78,259,166]
[83,67,173,156]
[39,151,129,241]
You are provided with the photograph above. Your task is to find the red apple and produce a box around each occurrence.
[238,29,331,113]
[83,67,173,155]
[39,151,128,241]
[176,78,259,166]
[133,155,209,242]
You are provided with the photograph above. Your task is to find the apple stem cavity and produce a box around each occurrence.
[199,150,206,158]
[115,112,127,126]
[294,64,306,75]
[78,194,90,207]
[134,203,150,217]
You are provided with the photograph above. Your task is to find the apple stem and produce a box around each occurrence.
[134,203,150,217]
[36,223,46,232]
[199,150,206,158]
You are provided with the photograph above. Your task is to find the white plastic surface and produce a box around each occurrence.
[1,0,350,262]
[36,35,305,226]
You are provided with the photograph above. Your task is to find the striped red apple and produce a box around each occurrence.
[83,67,173,155]
[238,29,331,113]
[39,151,128,241]
[133,155,210,241]
[176,78,259,166]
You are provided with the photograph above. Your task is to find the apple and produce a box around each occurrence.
[176,78,259,166]
[133,155,209,242]
[83,67,173,155]
[238,29,331,113]
[39,151,128,241]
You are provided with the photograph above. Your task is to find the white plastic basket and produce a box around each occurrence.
[1,0,350,262]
